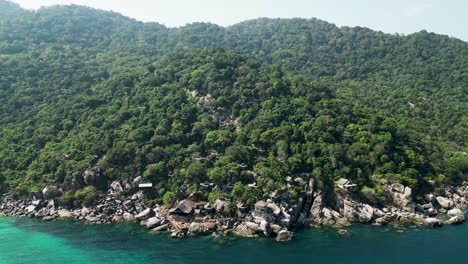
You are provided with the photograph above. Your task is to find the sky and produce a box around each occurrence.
[10,0,468,41]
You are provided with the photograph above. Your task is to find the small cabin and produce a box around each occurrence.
[335,178,357,190]
[169,199,196,222]
[138,183,153,188]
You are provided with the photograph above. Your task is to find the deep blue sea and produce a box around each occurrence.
[0,216,465,264]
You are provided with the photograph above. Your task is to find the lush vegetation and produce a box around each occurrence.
[0,1,466,206]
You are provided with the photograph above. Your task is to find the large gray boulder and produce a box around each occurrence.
[85,216,101,223]
[447,208,465,220]
[188,222,217,235]
[389,184,414,212]
[152,224,169,232]
[25,205,37,213]
[446,208,465,224]
[57,209,73,218]
[358,204,374,222]
[110,181,124,193]
[425,218,442,228]
[146,217,162,229]
[270,224,282,234]
[188,222,203,234]
[342,200,374,223]
[132,176,142,188]
[131,192,145,201]
[322,207,344,225]
[83,168,106,186]
[276,230,293,241]
[259,220,271,237]
[42,186,63,200]
[123,212,135,222]
[135,208,155,221]
[245,221,260,232]
[425,194,436,204]
[436,196,454,209]
[267,202,281,216]
[310,193,324,221]
[234,224,255,237]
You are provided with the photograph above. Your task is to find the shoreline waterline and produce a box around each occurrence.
[1,215,467,263]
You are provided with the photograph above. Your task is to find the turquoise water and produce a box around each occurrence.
[0,216,465,264]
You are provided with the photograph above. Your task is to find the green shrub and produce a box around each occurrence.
[58,191,75,206]
[74,186,100,207]
[360,186,376,201]
[162,191,176,205]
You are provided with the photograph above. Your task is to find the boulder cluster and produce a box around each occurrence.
[1,178,467,241]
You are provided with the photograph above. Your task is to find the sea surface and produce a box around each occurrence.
[0,216,465,264]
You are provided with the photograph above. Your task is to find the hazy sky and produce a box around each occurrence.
[10,0,468,41]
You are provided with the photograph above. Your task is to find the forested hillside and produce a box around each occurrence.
[0,1,466,206]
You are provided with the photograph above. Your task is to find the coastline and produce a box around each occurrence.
[1,179,467,241]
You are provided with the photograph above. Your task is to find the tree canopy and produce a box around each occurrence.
[0,1,466,204]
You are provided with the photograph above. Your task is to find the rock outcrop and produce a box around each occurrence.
[83,168,107,188]
[342,200,374,223]
[446,208,465,224]
[135,208,155,221]
[276,230,293,241]
[436,196,454,209]
[1,179,467,241]
[388,183,415,212]
[425,218,442,228]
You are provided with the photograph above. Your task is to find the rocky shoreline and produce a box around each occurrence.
[1,178,467,241]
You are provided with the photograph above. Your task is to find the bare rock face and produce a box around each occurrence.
[310,192,348,225]
[342,200,374,223]
[436,196,454,209]
[358,204,374,223]
[388,183,415,212]
[310,193,324,221]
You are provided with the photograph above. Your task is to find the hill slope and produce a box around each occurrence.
[0,1,466,206]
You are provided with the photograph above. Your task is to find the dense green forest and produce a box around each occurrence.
[0,1,466,206]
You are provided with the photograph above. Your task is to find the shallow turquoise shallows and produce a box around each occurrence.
[0,216,465,264]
